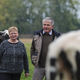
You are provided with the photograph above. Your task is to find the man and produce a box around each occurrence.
[31,17,60,80]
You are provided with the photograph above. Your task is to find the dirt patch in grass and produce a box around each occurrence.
[20,38,32,44]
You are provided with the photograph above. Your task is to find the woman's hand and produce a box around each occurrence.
[25,73,29,77]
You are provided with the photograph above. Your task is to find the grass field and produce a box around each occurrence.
[20,38,34,80]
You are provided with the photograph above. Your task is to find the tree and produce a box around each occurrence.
[46,0,80,32]
[0,0,79,34]
[0,0,27,33]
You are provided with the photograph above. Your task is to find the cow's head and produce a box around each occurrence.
[0,30,9,44]
[46,30,80,80]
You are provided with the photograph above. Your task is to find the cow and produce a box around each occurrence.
[0,30,9,44]
[46,30,80,80]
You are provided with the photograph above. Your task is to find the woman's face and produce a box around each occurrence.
[9,30,18,40]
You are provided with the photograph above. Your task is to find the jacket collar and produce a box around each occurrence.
[36,29,57,37]
[43,30,52,35]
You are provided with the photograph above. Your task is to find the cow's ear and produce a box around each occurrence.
[76,51,80,80]
[76,51,80,69]
[59,50,72,71]
[59,50,66,59]
[50,58,56,66]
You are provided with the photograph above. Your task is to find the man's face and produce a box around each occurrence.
[43,20,53,33]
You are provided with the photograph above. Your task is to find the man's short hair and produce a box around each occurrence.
[42,17,54,26]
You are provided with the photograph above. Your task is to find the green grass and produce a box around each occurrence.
[20,42,34,80]
[20,39,46,80]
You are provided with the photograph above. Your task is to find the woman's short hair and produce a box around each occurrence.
[8,26,18,34]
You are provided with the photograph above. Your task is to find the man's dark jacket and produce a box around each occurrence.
[31,29,60,66]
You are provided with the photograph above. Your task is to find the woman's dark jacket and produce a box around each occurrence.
[0,40,29,73]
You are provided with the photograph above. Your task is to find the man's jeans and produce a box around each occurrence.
[32,66,46,80]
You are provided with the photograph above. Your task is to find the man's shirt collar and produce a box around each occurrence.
[43,30,52,35]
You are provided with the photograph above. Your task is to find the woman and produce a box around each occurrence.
[0,26,29,80]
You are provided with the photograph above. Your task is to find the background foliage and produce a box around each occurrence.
[0,0,80,34]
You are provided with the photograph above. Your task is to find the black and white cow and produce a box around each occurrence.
[46,30,80,80]
[0,30,9,44]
